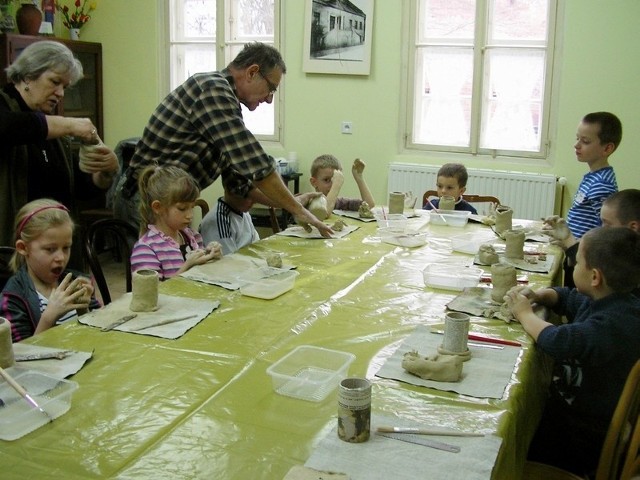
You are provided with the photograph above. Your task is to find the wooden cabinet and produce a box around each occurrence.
[0,33,103,139]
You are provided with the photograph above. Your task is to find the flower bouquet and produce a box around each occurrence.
[55,0,96,38]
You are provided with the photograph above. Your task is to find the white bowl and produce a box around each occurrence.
[428,210,471,227]
[422,264,483,291]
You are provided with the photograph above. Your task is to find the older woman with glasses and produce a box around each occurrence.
[0,40,119,252]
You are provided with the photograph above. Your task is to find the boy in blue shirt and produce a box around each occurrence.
[422,163,477,213]
[566,112,622,239]
[505,226,640,476]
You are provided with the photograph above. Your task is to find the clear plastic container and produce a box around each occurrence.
[451,231,497,254]
[428,210,471,227]
[375,214,408,232]
[266,346,356,402]
[0,370,78,441]
[422,264,483,291]
[378,229,428,248]
[240,269,299,300]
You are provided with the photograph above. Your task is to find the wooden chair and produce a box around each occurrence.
[462,194,501,205]
[0,246,15,291]
[195,198,210,217]
[268,207,281,233]
[422,190,501,209]
[523,359,640,480]
[84,218,138,305]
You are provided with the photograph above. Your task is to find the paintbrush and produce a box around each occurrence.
[377,426,484,437]
[426,197,448,224]
[133,314,199,331]
[0,366,52,422]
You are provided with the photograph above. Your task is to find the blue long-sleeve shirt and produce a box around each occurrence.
[537,288,640,424]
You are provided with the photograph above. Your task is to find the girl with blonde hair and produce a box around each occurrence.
[131,166,222,280]
[1,198,99,342]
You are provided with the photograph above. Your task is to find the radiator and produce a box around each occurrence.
[388,163,558,220]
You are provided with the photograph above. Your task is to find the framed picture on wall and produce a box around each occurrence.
[302,0,374,75]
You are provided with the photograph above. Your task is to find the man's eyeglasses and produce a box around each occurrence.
[257,70,278,95]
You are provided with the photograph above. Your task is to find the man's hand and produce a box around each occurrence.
[294,208,334,238]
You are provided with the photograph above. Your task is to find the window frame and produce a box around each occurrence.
[165,0,283,145]
[402,0,561,160]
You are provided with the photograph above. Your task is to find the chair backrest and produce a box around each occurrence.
[421,191,501,209]
[596,359,640,480]
[0,246,16,291]
[422,190,438,208]
[195,198,210,217]
[462,194,501,205]
[84,218,138,305]
[268,207,281,233]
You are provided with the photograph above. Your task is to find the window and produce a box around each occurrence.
[168,0,280,140]
[405,0,559,158]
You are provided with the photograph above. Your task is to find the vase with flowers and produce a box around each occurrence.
[55,0,96,40]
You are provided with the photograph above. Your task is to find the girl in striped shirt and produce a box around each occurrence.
[131,166,222,280]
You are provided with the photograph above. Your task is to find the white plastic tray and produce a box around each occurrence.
[423,264,483,291]
[429,210,471,227]
[240,270,299,299]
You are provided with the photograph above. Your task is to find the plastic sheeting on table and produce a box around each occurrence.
[1,218,560,480]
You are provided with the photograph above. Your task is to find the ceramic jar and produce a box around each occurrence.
[16,3,43,36]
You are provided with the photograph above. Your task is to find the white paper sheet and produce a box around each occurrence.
[305,415,502,480]
[180,253,294,289]
[375,325,521,399]
[12,343,92,378]
[78,293,219,339]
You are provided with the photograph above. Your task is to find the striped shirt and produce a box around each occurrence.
[567,166,617,239]
[335,197,365,211]
[37,292,77,324]
[131,225,203,280]
[123,70,276,199]
[199,198,259,255]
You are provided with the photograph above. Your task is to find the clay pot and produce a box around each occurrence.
[16,3,43,36]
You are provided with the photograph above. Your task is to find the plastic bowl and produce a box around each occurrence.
[422,264,483,291]
[240,269,299,300]
[0,370,78,441]
[266,345,355,402]
[428,210,471,227]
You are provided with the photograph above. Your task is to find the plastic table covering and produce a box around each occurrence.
[0,218,561,479]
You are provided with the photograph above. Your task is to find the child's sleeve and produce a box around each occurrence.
[1,292,36,342]
[130,241,162,275]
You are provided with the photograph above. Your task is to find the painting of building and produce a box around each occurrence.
[310,0,367,58]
